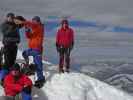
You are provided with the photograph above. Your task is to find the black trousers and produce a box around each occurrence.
[0,47,3,69]
[58,47,71,71]
[3,44,18,70]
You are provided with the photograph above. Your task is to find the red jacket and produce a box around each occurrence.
[24,21,44,52]
[56,27,74,48]
[4,73,32,96]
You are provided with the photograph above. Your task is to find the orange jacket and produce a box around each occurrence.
[24,21,44,52]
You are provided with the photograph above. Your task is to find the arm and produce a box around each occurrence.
[0,23,8,35]
[70,29,74,50]
[24,21,38,29]
[22,75,32,94]
[56,30,60,52]
[24,21,42,38]
[24,21,34,38]
[25,27,32,38]
[0,22,17,36]
[23,75,32,87]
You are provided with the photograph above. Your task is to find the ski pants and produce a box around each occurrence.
[0,44,18,81]
[22,49,45,80]
[58,47,71,70]
[21,91,32,100]
[3,44,18,70]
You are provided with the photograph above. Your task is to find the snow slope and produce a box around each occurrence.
[1,71,133,100]
[0,43,133,100]
[1,70,133,100]
[42,72,133,100]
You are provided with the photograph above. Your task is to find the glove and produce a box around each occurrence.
[70,42,74,50]
[56,43,60,52]
[25,28,31,33]
[23,86,32,94]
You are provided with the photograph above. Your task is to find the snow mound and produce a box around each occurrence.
[0,41,133,100]
[43,72,132,100]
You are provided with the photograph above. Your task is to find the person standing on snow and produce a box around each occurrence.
[56,19,74,73]
[0,13,20,81]
[3,63,32,100]
[14,16,45,88]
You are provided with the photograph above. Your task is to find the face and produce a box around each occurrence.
[11,70,20,76]
[62,22,68,29]
[32,19,38,23]
[14,19,23,25]
[6,16,13,22]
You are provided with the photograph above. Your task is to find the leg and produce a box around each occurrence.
[0,47,4,70]
[3,44,11,70]
[23,49,44,78]
[0,45,11,81]
[9,45,18,68]
[21,92,32,100]
[22,49,30,65]
[65,48,71,72]
[3,44,17,69]
[32,50,45,88]
[59,52,64,73]
[21,86,32,100]
[34,54,44,80]
[58,47,65,73]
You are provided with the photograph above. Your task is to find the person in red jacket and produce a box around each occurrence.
[14,16,45,88]
[3,63,32,100]
[56,19,74,73]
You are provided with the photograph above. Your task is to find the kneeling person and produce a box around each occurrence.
[3,63,32,100]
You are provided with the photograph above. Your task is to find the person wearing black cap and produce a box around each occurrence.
[0,13,21,82]
[3,63,32,100]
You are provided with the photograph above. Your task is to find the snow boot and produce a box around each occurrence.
[59,67,64,73]
[34,78,46,88]
[65,68,70,73]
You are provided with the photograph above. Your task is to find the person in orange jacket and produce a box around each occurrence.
[14,16,45,88]
[3,63,32,100]
[56,19,74,73]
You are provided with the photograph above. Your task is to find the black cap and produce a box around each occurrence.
[11,63,20,71]
[15,16,26,21]
[6,13,15,18]
[32,16,41,23]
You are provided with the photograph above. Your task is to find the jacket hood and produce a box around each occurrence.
[61,19,69,29]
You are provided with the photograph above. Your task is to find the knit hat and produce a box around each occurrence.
[32,16,41,23]
[11,63,20,71]
[61,19,69,25]
[15,16,26,21]
[6,13,15,18]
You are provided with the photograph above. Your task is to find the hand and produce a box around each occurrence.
[56,43,59,52]
[23,86,32,94]
[25,28,31,33]
[24,84,28,88]
[70,42,74,50]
